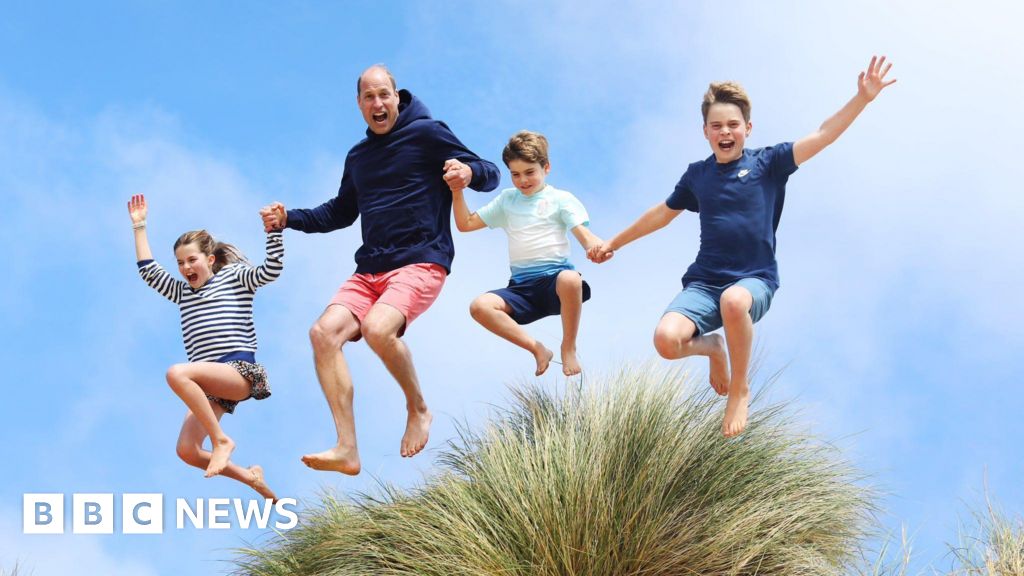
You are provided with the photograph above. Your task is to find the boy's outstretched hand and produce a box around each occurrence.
[858,55,897,102]
[587,242,614,264]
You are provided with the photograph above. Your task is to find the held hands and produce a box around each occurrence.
[587,242,614,264]
[443,159,472,193]
[128,194,148,225]
[260,202,287,232]
[858,55,897,102]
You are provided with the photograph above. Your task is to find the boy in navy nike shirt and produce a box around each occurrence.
[591,56,896,437]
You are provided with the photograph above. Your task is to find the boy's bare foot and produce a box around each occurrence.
[561,347,582,376]
[205,437,235,478]
[301,446,361,475]
[722,382,750,437]
[533,345,554,376]
[707,333,730,396]
[248,465,277,502]
[400,407,432,457]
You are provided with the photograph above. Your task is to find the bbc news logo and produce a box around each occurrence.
[23,493,298,534]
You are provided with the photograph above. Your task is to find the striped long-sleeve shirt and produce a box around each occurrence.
[137,231,284,363]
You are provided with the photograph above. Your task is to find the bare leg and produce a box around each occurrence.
[719,286,754,437]
[653,312,730,395]
[361,304,432,458]
[176,407,277,500]
[302,305,363,474]
[470,293,553,376]
[555,271,584,376]
[165,362,252,477]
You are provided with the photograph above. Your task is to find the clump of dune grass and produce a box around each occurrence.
[949,499,1024,576]
[234,365,876,575]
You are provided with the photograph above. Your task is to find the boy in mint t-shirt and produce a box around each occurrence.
[591,56,896,437]
[450,130,603,377]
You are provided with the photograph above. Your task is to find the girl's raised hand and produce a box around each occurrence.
[128,194,148,224]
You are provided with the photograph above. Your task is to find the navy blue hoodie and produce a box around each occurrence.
[285,90,500,274]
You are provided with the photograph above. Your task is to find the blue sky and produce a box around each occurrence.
[2,1,1022,573]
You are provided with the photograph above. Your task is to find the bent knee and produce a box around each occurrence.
[556,271,583,292]
[165,364,189,386]
[469,295,497,321]
[719,287,753,318]
[176,442,203,468]
[361,320,398,349]
[653,328,687,359]
[309,320,344,351]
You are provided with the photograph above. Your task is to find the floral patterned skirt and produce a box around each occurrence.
[207,360,271,414]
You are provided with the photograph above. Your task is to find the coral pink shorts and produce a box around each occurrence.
[330,263,447,336]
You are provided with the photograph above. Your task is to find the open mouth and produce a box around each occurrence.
[719,140,735,151]
[372,111,388,124]
[187,273,199,283]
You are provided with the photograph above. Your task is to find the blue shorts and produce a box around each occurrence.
[489,271,592,325]
[664,278,774,336]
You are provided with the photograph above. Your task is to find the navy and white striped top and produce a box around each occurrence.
[137,232,284,363]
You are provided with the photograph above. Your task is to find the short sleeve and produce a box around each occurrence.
[665,167,699,212]
[558,191,590,229]
[767,142,798,180]
[476,190,508,229]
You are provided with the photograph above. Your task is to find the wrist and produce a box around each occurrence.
[132,220,147,230]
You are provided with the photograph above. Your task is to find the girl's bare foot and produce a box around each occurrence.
[401,407,432,457]
[301,446,362,475]
[533,345,554,376]
[561,347,582,376]
[248,465,277,502]
[205,436,235,477]
[707,333,730,396]
[722,382,750,437]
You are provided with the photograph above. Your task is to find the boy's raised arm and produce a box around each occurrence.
[450,186,487,232]
[589,202,681,263]
[793,55,896,167]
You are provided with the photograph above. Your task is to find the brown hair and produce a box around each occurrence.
[701,82,752,124]
[502,130,549,167]
[356,64,397,95]
[172,230,247,273]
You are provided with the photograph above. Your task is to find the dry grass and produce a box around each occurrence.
[234,365,875,575]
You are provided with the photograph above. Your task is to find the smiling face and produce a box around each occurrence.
[357,67,400,135]
[703,102,751,164]
[507,159,550,196]
[175,242,216,289]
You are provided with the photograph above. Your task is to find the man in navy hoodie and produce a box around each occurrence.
[261,65,500,474]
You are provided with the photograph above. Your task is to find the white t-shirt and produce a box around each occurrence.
[477,184,589,282]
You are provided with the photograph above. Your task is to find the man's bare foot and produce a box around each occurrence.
[301,446,361,475]
[561,346,582,376]
[205,437,235,478]
[533,345,554,376]
[722,383,750,438]
[401,408,432,457]
[248,465,277,502]
[707,333,730,396]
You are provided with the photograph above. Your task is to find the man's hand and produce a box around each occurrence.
[858,55,896,102]
[443,159,473,193]
[260,202,287,232]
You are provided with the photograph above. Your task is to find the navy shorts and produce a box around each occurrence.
[664,277,774,336]
[489,271,592,325]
